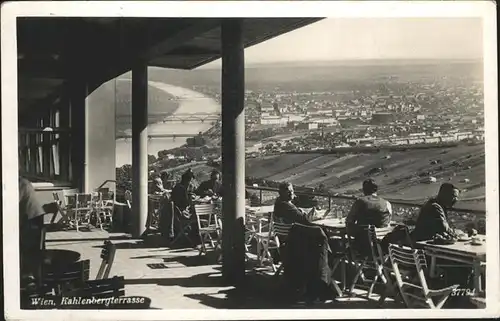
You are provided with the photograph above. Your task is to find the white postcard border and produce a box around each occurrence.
[2,1,498,320]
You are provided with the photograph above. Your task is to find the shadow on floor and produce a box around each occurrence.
[162,255,217,267]
[181,274,405,309]
[123,272,228,288]
[47,234,131,243]
[92,239,172,249]
[161,248,197,253]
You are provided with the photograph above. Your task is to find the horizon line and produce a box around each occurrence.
[196,57,483,69]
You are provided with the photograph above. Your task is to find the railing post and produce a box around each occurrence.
[259,189,263,206]
[328,196,332,211]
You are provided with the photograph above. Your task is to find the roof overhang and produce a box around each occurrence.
[17,17,323,116]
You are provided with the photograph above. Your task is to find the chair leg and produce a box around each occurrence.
[75,213,79,232]
[97,211,104,231]
[274,263,284,277]
[368,276,378,297]
[349,261,366,293]
[256,238,262,262]
[368,265,386,298]
[330,258,345,297]
[259,241,268,266]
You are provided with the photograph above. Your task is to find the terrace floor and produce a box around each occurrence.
[45,229,483,310]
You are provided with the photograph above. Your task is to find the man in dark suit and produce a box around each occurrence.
[346,179,393,257]
[411,183,460,241]
[274,182,313,225]
[346,179,393,231]
[171,170,196,214]
[196,170,222,197]
[163,170,196,240]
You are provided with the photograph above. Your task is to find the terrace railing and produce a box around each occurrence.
[245,185,486,233]
[114,183,485,233]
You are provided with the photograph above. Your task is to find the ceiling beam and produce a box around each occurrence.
[168,46,221,56]
[140,19,221,61]
[188,18,323,70]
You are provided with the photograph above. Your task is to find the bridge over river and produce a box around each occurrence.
[116,112,220,124]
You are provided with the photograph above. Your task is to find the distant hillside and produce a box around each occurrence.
[90,79,179,135]
[245,144,485,211]
[116,60,484,93]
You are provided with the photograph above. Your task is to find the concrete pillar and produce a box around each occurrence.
[86,80,117,192]
[221,19,246,285]
[131,62,149,238]
[70,79,89,192]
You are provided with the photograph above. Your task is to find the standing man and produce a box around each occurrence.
[411,183,460,241]
[162,169,196,242]
[19,177,45,286]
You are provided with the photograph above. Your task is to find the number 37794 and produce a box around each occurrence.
[451,288,476,296]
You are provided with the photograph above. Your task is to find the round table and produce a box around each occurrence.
[43,249,81,266]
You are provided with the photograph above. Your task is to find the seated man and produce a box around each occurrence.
[346,179,392,256]
[411,183,460,242]
[346,179,392,231]
[196,170,222,198]
[273,182,314,225]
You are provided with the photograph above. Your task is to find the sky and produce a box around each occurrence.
[202,17,483,68]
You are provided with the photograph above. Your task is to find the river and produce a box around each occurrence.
[115,80,221,166]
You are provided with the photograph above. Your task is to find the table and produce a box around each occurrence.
[247,205,274,216]
[313,218,346,230]
[247,205,328,218]
[417,236,486,294]
[43,249,81,267]
[313,219,395,238]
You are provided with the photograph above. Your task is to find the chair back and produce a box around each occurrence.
[96,240,117,280]
[388,244,430,306]
[365,225,386,265]
[270,215,293,242]
[245,209,262,233]
[98,188,114,201]
[64,276,125,299]
[69,193,93,210]
[52,191,61,203]
[44,259,91,295]
[194,203,216,230]
[347,224,381,260]
[59,189,78,207]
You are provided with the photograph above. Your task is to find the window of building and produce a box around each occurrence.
[18,104,70,182]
